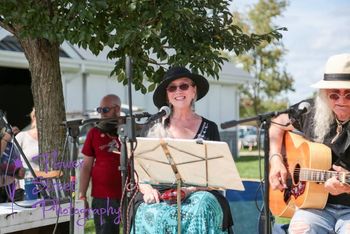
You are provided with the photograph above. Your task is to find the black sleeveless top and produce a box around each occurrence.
[194,117,221,141]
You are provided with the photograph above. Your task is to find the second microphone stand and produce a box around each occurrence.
[221,111,283,234]
[119,56,137,234]
[62,119,82,234]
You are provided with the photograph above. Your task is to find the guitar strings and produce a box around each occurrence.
[291,168,350,183]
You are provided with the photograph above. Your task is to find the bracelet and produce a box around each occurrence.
[79,196,87,200]
[269,153,283,161]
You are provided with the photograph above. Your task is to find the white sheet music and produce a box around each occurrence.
[131,137,244,191]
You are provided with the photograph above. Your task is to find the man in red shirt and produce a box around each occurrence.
[79,94,122,234]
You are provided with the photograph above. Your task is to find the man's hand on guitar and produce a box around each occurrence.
[325,165,350,195]
[269,155,288,191]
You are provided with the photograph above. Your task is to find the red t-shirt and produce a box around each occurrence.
[82,127,122,199]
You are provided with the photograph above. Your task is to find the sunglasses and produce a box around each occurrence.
[96,106,118,114]
[328,93,350,101]
[166,83,194,93]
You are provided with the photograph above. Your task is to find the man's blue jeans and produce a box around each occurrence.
[289,204,350,234]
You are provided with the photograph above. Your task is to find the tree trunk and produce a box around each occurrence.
[19,38,66,167]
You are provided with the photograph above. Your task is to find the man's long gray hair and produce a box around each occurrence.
[313,89,334,142]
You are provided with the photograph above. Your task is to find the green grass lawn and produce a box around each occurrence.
[84,220,95,234]
[235,154,265,180]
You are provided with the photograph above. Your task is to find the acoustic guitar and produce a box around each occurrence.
[269,131,350,218]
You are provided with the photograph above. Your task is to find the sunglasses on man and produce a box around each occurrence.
[328,93,350,101]
[96,106,119,114]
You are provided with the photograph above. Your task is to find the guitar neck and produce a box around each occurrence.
[299,168,350,184]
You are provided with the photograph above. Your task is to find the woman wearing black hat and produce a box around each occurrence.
[133,67,233,233]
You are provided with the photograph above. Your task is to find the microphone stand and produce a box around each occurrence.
[221,110,286,234]
[118,56,137,234]
[61,119,82,234]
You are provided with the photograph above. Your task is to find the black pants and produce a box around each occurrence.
[92,197,120,234]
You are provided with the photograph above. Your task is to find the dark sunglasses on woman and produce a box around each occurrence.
[166,83,194,93]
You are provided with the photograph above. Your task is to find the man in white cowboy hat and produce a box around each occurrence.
[269,53,350,233]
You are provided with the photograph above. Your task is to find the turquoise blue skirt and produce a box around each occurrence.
[133,191,228,234]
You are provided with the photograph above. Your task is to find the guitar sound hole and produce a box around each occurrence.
[293,164,301,184]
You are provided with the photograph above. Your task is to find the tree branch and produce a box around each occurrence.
[46,0,54,18]
[0,17,16,35]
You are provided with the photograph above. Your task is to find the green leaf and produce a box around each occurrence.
[148,83,156,92]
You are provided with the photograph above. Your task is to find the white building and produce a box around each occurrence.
[0,28,253,155]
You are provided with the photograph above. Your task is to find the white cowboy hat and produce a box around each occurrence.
[311,53,350,89]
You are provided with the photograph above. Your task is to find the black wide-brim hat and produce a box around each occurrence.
[153,67,209,109]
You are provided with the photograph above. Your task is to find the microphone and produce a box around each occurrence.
[146,106,171,124]
[289,101,311,121]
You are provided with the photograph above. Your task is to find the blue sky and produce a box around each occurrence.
[231,0,350,104]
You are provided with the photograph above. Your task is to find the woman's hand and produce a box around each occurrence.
[325,165,350,195]
[140,184,160,204]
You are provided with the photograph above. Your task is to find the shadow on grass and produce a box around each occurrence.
[236,156,262,163]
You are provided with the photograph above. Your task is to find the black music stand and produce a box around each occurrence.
[131,137,244,233]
